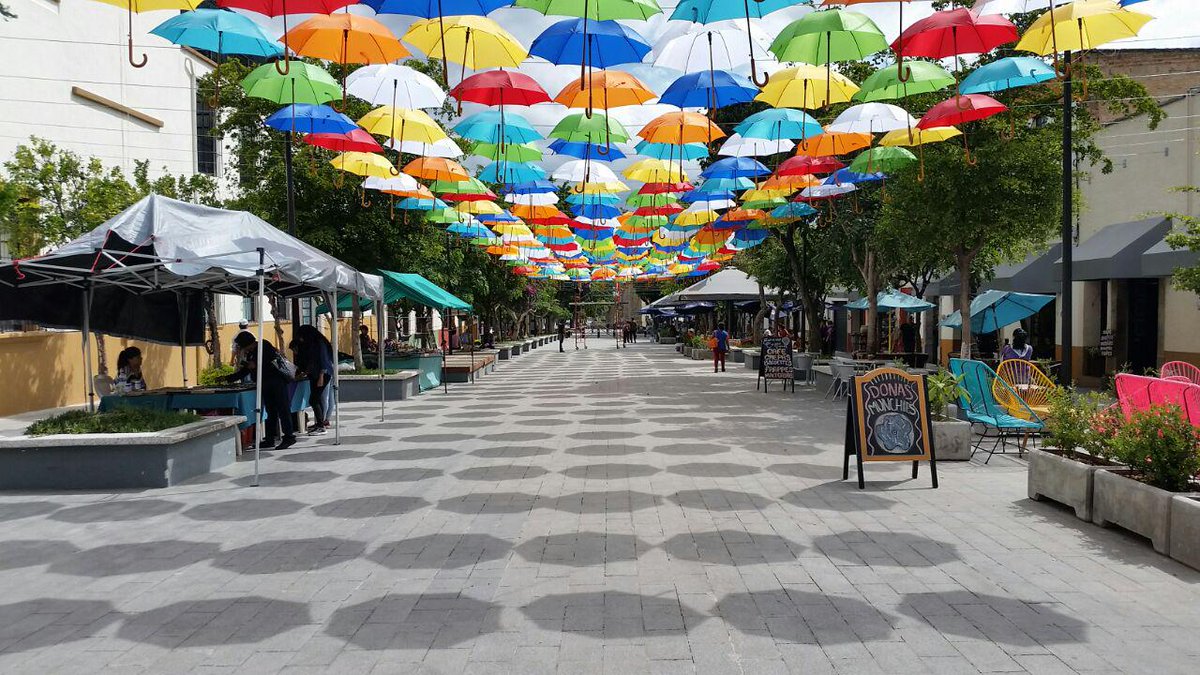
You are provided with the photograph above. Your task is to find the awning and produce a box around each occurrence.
[1056,217,1171,280]
[331,271,471,313]
[928,244,1062,296]
[1141,232,1198,278]
[675,268,776,302]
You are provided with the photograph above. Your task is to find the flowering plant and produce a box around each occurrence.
[1045,387,1110,456]
[1110,405,1200,492]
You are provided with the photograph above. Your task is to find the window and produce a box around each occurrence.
[196,93,217,176]
[241,296,256,323]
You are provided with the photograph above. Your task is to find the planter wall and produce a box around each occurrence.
[658,336,677,345]
[693,349,713,361]
[1027,448,1113,521]
[1170,496,1200,571]
[338,373,421,402]
[744,352,761,370]
[0,417,241,490]
[932,419,973,462]
[1092,469,1187,554]
[731,348,745,364]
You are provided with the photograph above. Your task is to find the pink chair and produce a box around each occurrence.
[1114,373,1200,427]
[1160,361,1200,385]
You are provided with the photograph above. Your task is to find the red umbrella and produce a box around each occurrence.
[634,204,683,217]
[696,261,722,272]
[776,155,845,176]
[918,94,1007,163]
[449,70,551,107]
[304,128,384,153]
[639,182,693,195]
[217,0,356,74]
[892,8,1018,60]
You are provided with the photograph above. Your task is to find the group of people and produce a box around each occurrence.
[621,320,640,345]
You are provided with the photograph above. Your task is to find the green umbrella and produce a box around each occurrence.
[515,0,660,20]
[847,146,917,174]
[431,176,492,194]
[769,10,888,65]
[471,142,543,162]
[550,112,631,144]
[241,61,340,105]
[428,207,469,224]
[742,196,786,210]
[626,192,677,208]
[852,61,955,103]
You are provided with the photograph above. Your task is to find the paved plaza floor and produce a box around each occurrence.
[1,342,1198,674]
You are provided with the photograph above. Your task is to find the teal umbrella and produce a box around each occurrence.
[847,290,935,312]
[940,290,1055,333]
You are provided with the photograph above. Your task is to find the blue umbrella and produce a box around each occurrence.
[572,203,622,219]
[264,104,357,135]
[734,108,823,141]
[566,192,621,205]
[681,189,734,204]
[396,197,445,211]
[530,18,651,68]
[696,176,753,192]
[364,0,510,16]
[150,9,282,57]
[549,139,628,161]
[507,180,558,195]
[826,168,885,185]
[701,156,770,179]
[770,202,817,220]
[454,110,542,144]
[636,141,708,161]
[476,211,522,223]
[670,0,794,23]
[478,161,547,184]
[448,221,494,237]
[847,290,936,312]
[959,56,1056,95]
[940,290,1055,333]
[730,228,769,247]
[659,70,758,109]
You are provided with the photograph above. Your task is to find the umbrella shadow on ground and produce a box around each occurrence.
[310,496,429,519]
[780,483,897,512]
[514,532,649,567]
[477,431,555,442]
[897,591,1088,646]
[49,498,184,523]
[348,467,444,483]
[360,421,422,430]
[326,593,501,649]
[231,470,340,488]
[668,489,774,512]
[436,491,541,515]
[398,433,476,444]
[276,449,367,463]
[0,599,120,653]
[437,420,496,429]
[766,462,844,480]
[811,531,960,567]
[667,462,762,478]
[660,530,804,566]
[328,435,393,446]
[445,410,506,419]
[47,540,221,577]
[117,596,312,648]
[714,589,896,644]
[469,445,557,458]
[522,591,705,637]
[550,490,663,514]
[0,540,81,571]
[368,534,512,570]
[0,501,61,522]
[513,417,571,427]
[372,448,458,461]
[452,465,551,481]
[650,443,729,456]
[564,444,645,457]
[560,463,661,479]
[212,537,366,575]
[182,498,308,521]
[568,430,641,441]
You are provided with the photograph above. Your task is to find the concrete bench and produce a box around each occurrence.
[444,354,496,383]
[339,371,421,402]
[730,347,745,364]
[743,350,761,370]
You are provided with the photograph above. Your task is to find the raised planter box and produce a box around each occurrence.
[693,349,713,361]
[338,372,421,402]
[1170,496,1200,571]
[497,346,512,360]
[1092,469,1199,554]
[744,350,761,370]
[1027,448,1116,520]
[0,417,241,490]
[510,343,522,356]
[730,347,745,363]
[658,336,677,345]
[932,418,974,462]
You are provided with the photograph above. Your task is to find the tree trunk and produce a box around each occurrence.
[752,283,767,345]
[956,250,976,360]
[268,294,285,351]
[205,292,221,368]
[865,250,880,355]
[804,296,823,354]
[95,334,109,376]
[351,295,364,370]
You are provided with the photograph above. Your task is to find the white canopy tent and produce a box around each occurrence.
[0,194,383,485]
[675,268,775,302]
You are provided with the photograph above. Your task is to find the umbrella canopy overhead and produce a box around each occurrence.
[846,290,936,312]
[940,290,1055,333]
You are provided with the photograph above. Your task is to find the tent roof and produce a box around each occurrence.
[675,268,774,302]
[332,271,471,312]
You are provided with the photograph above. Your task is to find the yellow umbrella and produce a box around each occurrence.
[623,159,688,183]
[755,65,860,109]
[743,187,795,200]
[403,16,526,85]
[359,107,447,144]
[675,209,719,227]
[574,181,630,193]
[91,0,203,68]
[457,200,504,215]
[1016,0,1152,57]
[330,152,395,178]
[880,126,961,182]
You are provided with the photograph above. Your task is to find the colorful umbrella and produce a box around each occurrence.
[847,146,916,174]
[264,104,357,135]
[359,106,448,145]
[404,157,472,182]
[346,64,446,110]
[637,141,709,161]
[756,65,860,110]
[454,110,542,144]
[702,157,770,179]
[718,134,795,157]
[735,109,824,142]
[241,61,340,105]
[305,128,384,153]
[652,23,771,74]
[530,18,651,76]
[472,142,543,162]
[403,16,527,81]
[660,70,758,110]
[918,94,1007,162]
[853,60,956,102]
[555,70,655,113]
[216,0,354,74]
[450,70,551,106]
[549,140,629,161]
[639,112,725,145]
[777,155,845,176]
[1016,0,1153,57]
[893,8,1018,60]
[959,56,1056,95]
[795,131,872,157]
[670,0,796,85]
[516,0,661,19]
[827,103,918,134]
[151,8,282,102]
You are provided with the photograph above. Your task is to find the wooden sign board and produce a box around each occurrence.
[758,336,794,392]
[843,368,938,489]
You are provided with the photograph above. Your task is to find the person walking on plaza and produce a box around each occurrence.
[712,323,729,373]
[295,325,333,435]
[226,332,296,451]
[558,320,567,352]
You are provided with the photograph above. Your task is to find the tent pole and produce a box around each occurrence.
[379,301,386,422]
[469,312,475,384]
[441,309,448,394]
[179,293,189,388]
[252,248,265,488]
[81,282,95,413]
[330,291,341,445]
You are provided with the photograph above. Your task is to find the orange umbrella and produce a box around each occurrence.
[283,14,409,104]
[554,70,656,113]
[762,174,819,190]
[794,131,872,157]
[511,203,561,220]
[638,112,725,145]
[403,157,471,182]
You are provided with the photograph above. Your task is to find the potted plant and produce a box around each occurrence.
[925,369,973,461]
[1027,387,1122,521]
[1092,404,1200,556]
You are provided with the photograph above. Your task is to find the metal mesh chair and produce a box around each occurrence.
[995,359,1056,422]
[1160,361,1200,386]
[949,358,1045,463]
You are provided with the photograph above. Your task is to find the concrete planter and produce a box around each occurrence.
[1092,469,1197,554]
[932,418,973,462]
[0,417,241,490]
[744,351,761,370]
[510,343,522,356]
[658,336,677,345]
[731,348,745,363]
[338,372,420,402]
[693,349,713,361]
[1170,496,1200,571]
[1027,448,1116,521]
[497,346,512,360]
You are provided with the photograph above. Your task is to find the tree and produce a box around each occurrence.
[1165,187,1200,295]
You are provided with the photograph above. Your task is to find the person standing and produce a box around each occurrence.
[226,332,296,451]
[558,320,567,353]
[1001,328,1034,361]
[713,323,730,373]
[295,325,333,435]
[900,316,918,354]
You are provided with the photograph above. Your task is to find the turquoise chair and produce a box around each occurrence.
[948,358,1045,463]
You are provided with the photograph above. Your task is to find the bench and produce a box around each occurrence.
[339,370,422,402]
[444,354,496,383]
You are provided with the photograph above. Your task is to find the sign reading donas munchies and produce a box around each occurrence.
[843,368,938,489]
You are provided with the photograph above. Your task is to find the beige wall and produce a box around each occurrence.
[1163,286,1200,364]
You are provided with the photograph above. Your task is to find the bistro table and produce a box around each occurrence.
[100,381,311,429]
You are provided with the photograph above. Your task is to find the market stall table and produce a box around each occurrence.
[100,382,311,429]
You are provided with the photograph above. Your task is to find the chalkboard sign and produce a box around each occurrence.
[758,337,794,392]
[1099,330,1114,358]
[843,368,938,489]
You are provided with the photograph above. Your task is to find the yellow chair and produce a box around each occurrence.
[995,359,1055,421]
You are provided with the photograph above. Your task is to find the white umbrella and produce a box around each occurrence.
[384,137,464,158]
[826,103,918,134]
[347,64,446,109]
[801,183,856,199]
[653,23,773,74]
[362,174,421,192]
[505,191,559,206]
[718,133,795,157]
[552,160,621,184]
[970,0,1071,16]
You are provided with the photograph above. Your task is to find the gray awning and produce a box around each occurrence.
[1056,217,1171,280]
[927,244,1062,296]
[1141,233,1198,278]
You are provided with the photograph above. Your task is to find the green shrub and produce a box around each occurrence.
[27,408,202,436]
[198,364,235,386]
[1110,405,1200,491]
[1045,387,1121,460]
[925,368,968,419]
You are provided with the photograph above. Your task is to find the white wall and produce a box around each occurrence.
[0,0,217,179]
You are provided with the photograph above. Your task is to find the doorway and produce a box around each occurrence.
[1125,279,1160,373]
